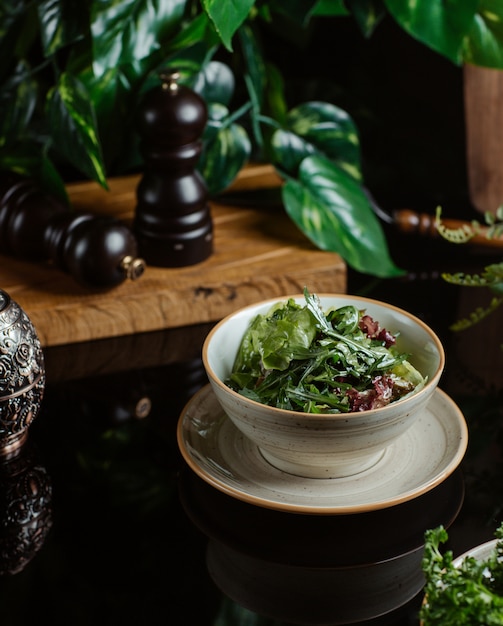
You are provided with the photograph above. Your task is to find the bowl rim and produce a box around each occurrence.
[202,292,446,419]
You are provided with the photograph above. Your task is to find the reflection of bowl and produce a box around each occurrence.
[207,539,425,625]
[203,294,445,478]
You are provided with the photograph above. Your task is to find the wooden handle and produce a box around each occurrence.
[393,208,503,248]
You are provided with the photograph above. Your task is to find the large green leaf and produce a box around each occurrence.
[385,0,478,64]
[78,65,135,171]
[463,0,503,68]
[270,101,362,180]
[37,0,88,57]
[202,0,255,50]
[79,66,129,120]
[282,155,404,277]
[46,72,107,187]
[198,102,251,194]
[90,0,186,77]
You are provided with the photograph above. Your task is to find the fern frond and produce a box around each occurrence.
[436,206,503,242]
[450,296,503,332]
[435,206,475,243]
[442,272,491,287]
[487,222,503,239]
[442,262,503,289]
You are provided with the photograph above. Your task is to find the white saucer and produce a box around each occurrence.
[177,385,468,514]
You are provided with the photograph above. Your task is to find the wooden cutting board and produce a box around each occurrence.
[0,165,346,347]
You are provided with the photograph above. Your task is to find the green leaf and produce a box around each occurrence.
[202,0,255,50]
[310,0,348,17]
[268,0,322,25]
[239,23,267,109]
[0,141,47,176]
[0,141,68,202]
[0,62,38,145]
[148,42,217,94]
[264,62,288,123]
[79,66,129,121]
[46,72,108,187]
[270,128,316,175]
[37,0,88,57]
[270,101,362,180]
[281,155,404,277]
[237,23,269,149]
[345,0,386,37]
[0,0,32,81]
[90,0,186,77]
[192,61,235,106]
[167,11,216,52]
[463,0,503,68]
[78,65,136,171]
[199,103,251,194]
[36,151,69,202]
[384,0,478,65]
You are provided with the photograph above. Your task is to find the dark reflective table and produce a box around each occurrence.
[0,228,501,626]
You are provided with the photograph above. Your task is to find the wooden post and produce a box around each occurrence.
[464,64,503,215]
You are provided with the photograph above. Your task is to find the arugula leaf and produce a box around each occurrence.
[304,288,376,358]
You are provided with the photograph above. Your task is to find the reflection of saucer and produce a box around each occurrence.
[177,385,468,514]
[179,468,465,567]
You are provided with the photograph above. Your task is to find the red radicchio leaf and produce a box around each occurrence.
[348,375,394,411]
[359,315,396,348]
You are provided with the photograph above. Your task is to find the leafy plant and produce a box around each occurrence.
[2,0,503,278]
[421,522,503,625]
[436,206,503,336]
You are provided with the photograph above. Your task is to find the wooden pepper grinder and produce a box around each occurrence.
[134,71,213,266]
[0,172,145,289]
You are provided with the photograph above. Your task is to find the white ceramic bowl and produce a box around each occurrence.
[202,294,445,479]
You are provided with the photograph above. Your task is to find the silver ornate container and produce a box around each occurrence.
[0,289,45,456]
